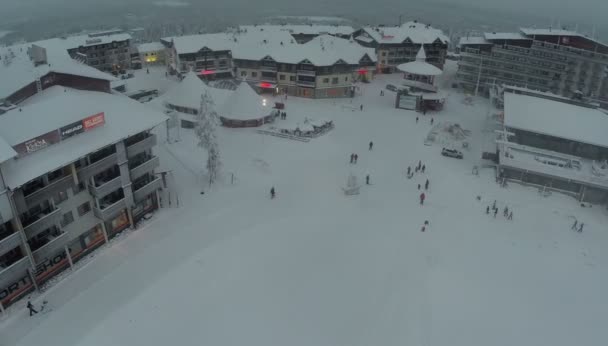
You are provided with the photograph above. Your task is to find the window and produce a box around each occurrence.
[279,74,285,80]
[345,76,348,82]
[251,72,257,77]
[78,202,91,216]
[289,76,295,82]
[219,60,227,67]
[323,78,330,83]
[60,211,74,227]
[241,70,247,77]
[54,190,68,204]
[381,52,387,56]
[332,77,339,84]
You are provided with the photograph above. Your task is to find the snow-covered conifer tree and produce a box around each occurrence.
[195,91,222,185]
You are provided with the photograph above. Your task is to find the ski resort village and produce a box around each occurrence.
[0,21,608,346]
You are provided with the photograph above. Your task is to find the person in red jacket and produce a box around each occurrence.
[420,192,425,205]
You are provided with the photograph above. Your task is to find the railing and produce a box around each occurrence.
[23,208,62,239]
[296,80,316,87]
[94,198,127,221]
[133,177,162,202]
[89,176,122,198]
[260,65,277,72]
[297,69,316,76]
[126,134,157,158]
[0,231,22,257]
[24,175,73,208]
[130,156,159,181]
[32,232,69,263]
[78,153,118,182]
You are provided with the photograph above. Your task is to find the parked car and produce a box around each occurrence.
[385,84,398,92]
[442,148,463,159]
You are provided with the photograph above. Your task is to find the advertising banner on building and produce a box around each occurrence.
[397,94,419,110]
[12,130,61,156]
[83,112,105,131]
[60,120,85,140]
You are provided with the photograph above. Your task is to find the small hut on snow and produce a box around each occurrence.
[219,82,276,128]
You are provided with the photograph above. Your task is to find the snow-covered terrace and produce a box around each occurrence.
[0,86,167,189]
[500,142,608,189]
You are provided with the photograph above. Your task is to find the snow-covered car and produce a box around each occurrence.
[441,148,463,159]
[385,84,398,92]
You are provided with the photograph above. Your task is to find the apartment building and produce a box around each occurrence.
[0,44,166,310]
[353,21,449,73]
[457,28,608,101]
[162,31,376,98]
[234,35,376,98]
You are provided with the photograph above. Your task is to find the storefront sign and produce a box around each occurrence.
[0,276,30,301]
[60,120,85,140]
[83,112,105,130]
[13,130,60,156]
[12,112,106,157]
[35,251,68,277]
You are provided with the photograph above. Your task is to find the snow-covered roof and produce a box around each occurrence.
[162,71,231,111]
[484,32,528,41]
[504,92,608,149]
[396,47,442,76]
[137,42,165,53]
[0,86,167,189]
[520,28,606,46]
[0,41,116,100]
[458,36,490,46]
[239,24,354,36]
[52,32,131,50]
[166,32,375,66]
[219,82,271,120]
[358,22,449,45]
[0,137,17,164]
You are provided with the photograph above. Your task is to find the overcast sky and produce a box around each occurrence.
[0,0,606,38]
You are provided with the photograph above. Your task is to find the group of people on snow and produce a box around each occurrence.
[349,153,359,164]
[486,200,513,220]
[278,111,288,120]
[571,219,584,233]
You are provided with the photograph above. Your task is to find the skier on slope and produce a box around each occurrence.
[571,220,578,230]
[421,164,426,173]
[508,211,513,220]
[407,166,411,175]
[416,116,419,123]
[425,179,429,190]
[486,206,490,214]
[354,154,359,164]
[369,141,373,151]
[366,174,370,185]
[270,187,276,199]
[494,208,498,218]
[420,192,426,205]
[578,223,584,233]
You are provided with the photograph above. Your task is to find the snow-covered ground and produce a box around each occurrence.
[1,66,607,346]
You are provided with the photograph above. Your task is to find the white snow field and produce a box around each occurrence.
[1,70,607,346]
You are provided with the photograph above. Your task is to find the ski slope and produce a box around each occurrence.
[1,70,607,346]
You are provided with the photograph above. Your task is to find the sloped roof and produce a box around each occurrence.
[219,82,271,120]
[359,22,449,45]
[137,42,165,53]
[484,32,528,41]
[458,36,490,47]
[162,71,231,111]
[397,47,442,76]
[239,24,354,36]
[0,41,116,100]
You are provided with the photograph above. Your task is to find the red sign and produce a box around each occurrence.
[259,82,273,88]
[83,112,105,131]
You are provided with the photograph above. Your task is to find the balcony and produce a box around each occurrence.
[260,65,277,72]
[297,69,316,76]
[78,153,118,182]
[89,176,122,198]
[24,175,73,208]
[0,232,22,257]
[94,198,127,221]
[133,177,162,202]
[126,134,157,158]
[23,207,62,239]
[0,257,30,288]
[130,156,160,181]
[32,232,69,264]
[296,80,316,87]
